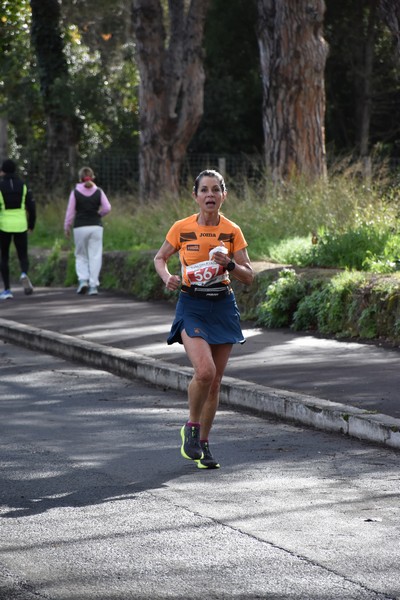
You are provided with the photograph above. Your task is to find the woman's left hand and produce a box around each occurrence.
[212,251,230,269]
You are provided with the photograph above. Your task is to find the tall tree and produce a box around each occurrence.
[58,0,140,165]
[325,0,400,162]
[0,0,38,163]
[379,0,400,59]
[256,0,328,182]
[354,0,378,175]
[131,0,210,202]
[189,0,263,157]
[30,0,80,185]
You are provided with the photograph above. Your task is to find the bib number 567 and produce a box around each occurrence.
[187,261,223,285]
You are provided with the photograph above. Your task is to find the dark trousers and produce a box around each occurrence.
[0,230,29,290]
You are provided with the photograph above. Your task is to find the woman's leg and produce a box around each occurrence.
[13,231,29,274]
[73,227,90,282]
[180,330,232,466]
[201,342,232,439]
[181,330,232,437]
[87,226,103,288]
[181,332,216,421]
[0,231,12,290]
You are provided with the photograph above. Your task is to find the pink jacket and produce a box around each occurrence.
[64,183,111,232]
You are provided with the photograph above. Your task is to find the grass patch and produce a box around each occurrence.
[25,170,400,344]
[32,172,399,270]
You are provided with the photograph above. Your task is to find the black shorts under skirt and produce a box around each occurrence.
[167,290,246,346]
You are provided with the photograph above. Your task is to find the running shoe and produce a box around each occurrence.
[76,280,89,294]
[196,441,220,469]
[0,289,13,300]
[88,286,98,295]
[20,273,33,295]
[180,424,203,461]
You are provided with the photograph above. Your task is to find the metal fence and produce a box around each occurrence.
[96,151,263,194]
[22,151,400,197]
[24,151,265,197]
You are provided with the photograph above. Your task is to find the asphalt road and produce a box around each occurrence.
[2,286,400,418]
[1,340,399,599]
[1,287,400,450]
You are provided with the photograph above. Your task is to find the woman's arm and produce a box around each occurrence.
[99,190,111,216]
[212,247,254,286]
[154,240,181,291]
[230,247,254,286]
[64,191,76,235]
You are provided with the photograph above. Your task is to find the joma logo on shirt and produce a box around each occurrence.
[200,233,216,237]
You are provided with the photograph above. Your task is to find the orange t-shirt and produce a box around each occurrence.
[166,213,248,287]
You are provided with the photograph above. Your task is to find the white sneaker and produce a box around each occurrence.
[0,289,13,300]
[76,280,89,294]
[20,273,33,295]
[88,286,98,295]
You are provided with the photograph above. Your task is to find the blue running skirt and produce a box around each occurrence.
[167,290,246,346]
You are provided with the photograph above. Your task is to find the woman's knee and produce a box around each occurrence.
[209,374,223,395]
[194,361,216,385]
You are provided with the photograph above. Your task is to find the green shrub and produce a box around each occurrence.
[309,226,390,270]
[292,288,322,331]
[315,272,367,336]
[266,226,393,272]
[35,240,63,286]
[64,251,77,286]
[357,306,378,339]
[363,233,400,273]
[286,271,370,336]
[268,236,313,266]
[257,268,306,327]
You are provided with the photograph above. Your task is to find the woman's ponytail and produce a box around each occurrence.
[78,166,95,188]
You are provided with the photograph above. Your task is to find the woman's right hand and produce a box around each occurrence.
[165,274,181,291]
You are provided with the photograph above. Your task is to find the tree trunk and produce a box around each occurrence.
[256,0,328,182]
[379,0,400,59]
[356,0,378,179]
[131,0,210,203]
[0,117,8,161]
[30,0,80,186]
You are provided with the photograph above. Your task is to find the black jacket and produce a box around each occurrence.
[0,174,36,231]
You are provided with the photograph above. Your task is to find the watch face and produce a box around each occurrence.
[227,261,235,272]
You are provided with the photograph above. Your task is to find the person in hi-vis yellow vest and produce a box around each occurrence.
[0,159,36,300]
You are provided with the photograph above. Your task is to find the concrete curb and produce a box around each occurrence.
[1,317,400,451]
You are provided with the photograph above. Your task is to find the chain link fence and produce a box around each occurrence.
[21,150,400,198]
[23,151,265,197]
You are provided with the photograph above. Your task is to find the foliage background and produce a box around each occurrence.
[1,0,400,192]
[2,0,400,345]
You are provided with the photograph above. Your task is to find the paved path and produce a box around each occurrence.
[1,286,400,449]
[2,341,399,599]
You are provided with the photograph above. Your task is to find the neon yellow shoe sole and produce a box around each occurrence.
[180,425,203,460]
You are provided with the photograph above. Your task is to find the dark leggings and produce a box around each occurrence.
[0,231,29,290]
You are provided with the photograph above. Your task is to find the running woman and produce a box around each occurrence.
[154,169,254,469]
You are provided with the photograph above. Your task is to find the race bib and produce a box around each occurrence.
[186,260,226,286]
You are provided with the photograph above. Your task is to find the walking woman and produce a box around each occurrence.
[154,169,254,469]
[64,167,111,295]
[0,159,36,299]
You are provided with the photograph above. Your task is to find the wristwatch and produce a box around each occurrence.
[226,260,236,272]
